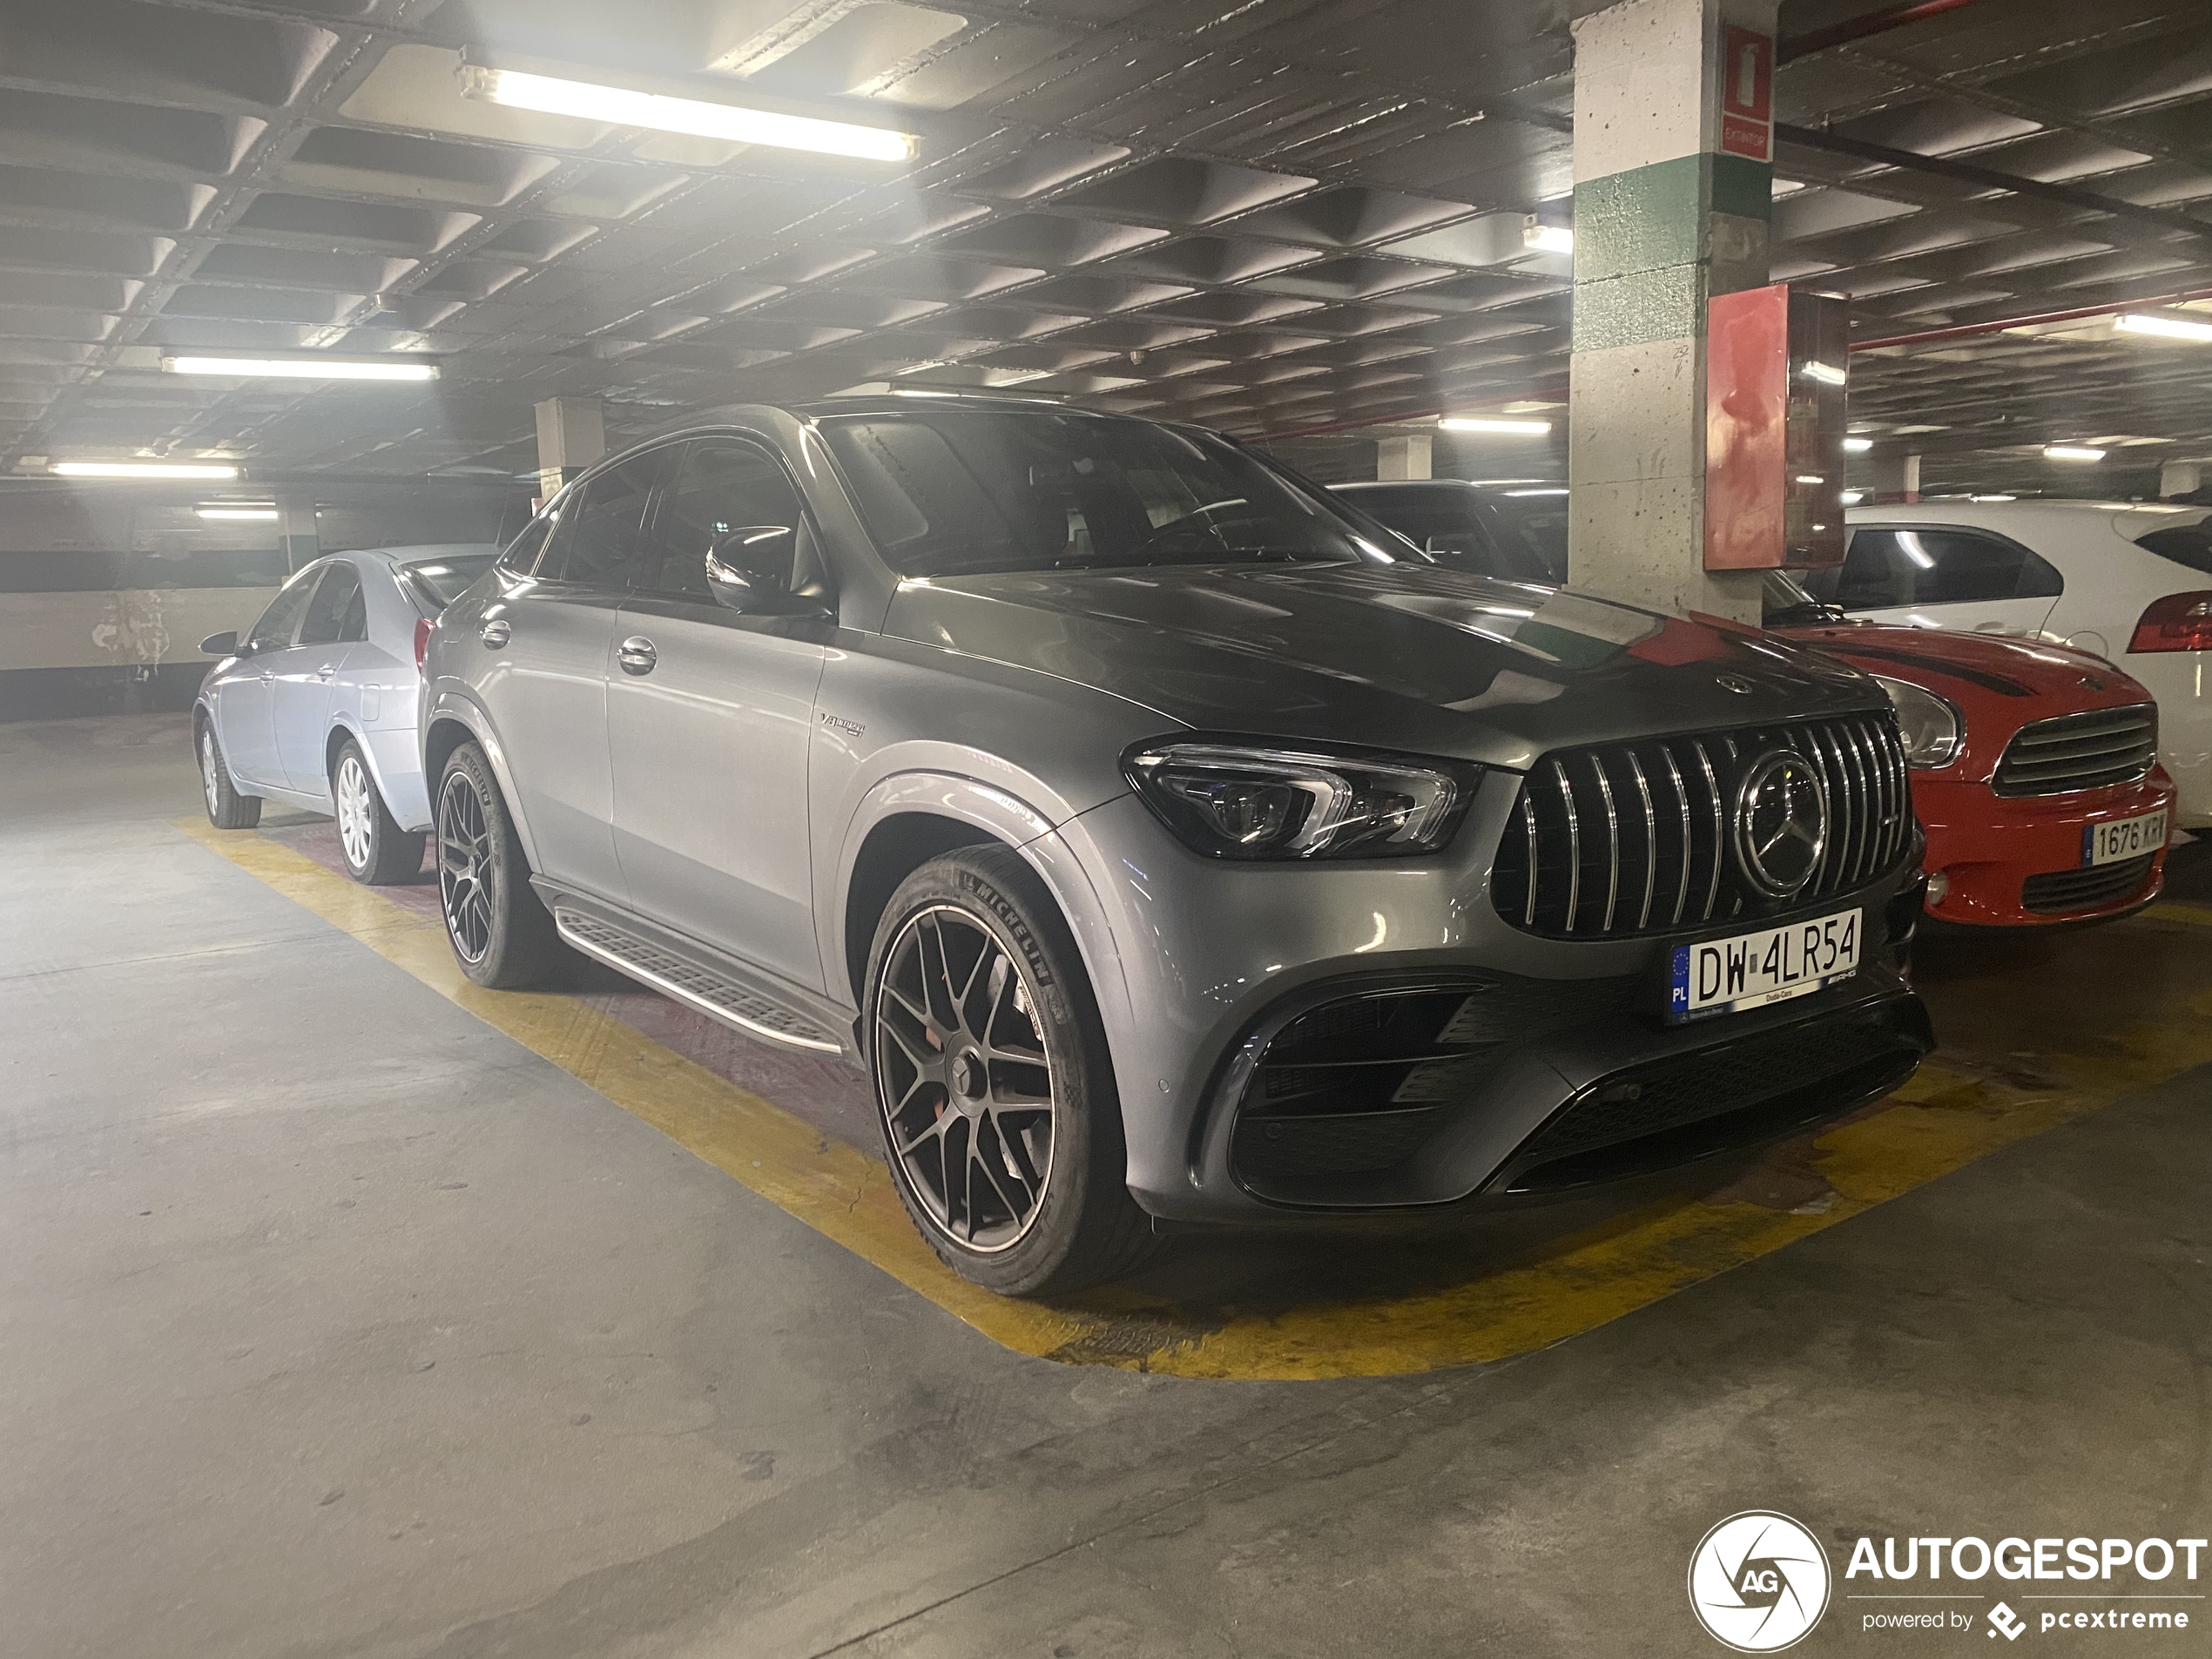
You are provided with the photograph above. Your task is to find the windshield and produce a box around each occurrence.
[1484,490,1569,583]
[818,409,1384,578]
[1761,570,1843,627]
[400,552,496,611]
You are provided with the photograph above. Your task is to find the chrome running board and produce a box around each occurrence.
[552,906,847,1056]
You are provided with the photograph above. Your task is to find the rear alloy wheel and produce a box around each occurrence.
[198,723,260,830]
[865,846,1156,1296]
[332,738,425,886]
[435,741,566,988]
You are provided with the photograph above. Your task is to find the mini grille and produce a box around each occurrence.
[1491,714,1912,939]
[2020,853,2157,915]
[1993,704,2157,797]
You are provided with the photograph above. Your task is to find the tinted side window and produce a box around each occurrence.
[1349,488,1502,572]
[2138,523,2212,577]
[646,439,806,600]
[497,518,550,577]
[246,568,320,649]
[536,448,669,589]
[1842,526,2062,607]
[298,561,363,646]
[1832,530,1912,609]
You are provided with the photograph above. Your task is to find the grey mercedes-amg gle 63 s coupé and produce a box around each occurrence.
[420,398,1932,1295]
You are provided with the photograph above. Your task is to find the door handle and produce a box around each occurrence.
[314,663,337,680]
[480,617,511,649]
[617,635,658,676]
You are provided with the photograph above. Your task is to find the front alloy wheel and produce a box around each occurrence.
[335,751,374,870]
[873,905,1058,1252]
[864,846,1157,1296]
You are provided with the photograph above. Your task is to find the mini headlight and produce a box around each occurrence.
[1871,675,1963,769]
[1123,739,1480,860]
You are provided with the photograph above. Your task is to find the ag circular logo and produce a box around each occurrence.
[1732,750,1829,899]
[1689,1511,1831,1652]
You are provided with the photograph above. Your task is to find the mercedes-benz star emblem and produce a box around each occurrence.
[1733,750,1829,899]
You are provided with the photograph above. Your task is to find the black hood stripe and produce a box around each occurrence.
[1820,642,2035,698]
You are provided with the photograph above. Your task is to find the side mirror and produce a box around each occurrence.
[704,525,798,614]
[201,631,240,657]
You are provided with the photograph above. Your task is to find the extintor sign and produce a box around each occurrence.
[1720,24,1773,161]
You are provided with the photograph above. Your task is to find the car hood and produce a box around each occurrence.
[1775,622,2155,711]
[884,561,1883,769]
[1774,622,2159,782]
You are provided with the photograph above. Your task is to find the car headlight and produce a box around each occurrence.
[1871,675,1963,769]
[1123,739,1480,860]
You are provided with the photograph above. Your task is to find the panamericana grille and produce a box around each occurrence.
[2020,853,2157,915]
[1992,704,2157,797]
[1491,714,1912,939]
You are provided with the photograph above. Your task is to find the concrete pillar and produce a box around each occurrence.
[534,397,604,501]
[1866,451,1920,504]
[1567,0,1777,624]
[276,489,318,573]
[1375,433,1433,481]
[2162,460,2202,500]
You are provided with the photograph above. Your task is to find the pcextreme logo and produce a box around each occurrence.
[1689,1511,1833,1652]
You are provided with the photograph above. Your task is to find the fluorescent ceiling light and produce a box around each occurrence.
[1844,436,1873,453]
[1840,489,1865,505]
[1521,219,1574,255]
[1800,361,1847,388]
[1971,494,2017,502]
[52,461,239,480]
[2044,443,2106,462]
[1794,475,1825,485]
[1440,415,1553,435]
[166,354,438,381]
[2115,313,2212,343]
[1502,487,1568,496]
[197,507,278,521]
[462,64,917,163]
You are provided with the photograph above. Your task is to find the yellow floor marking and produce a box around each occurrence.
[2144,900,2212,928]
[179,816,2212,1381]
[175,818,1097,1359]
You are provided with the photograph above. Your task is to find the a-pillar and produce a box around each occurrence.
[534,396,604,502]
[1568,0,1777,624]
[276,489,319,573]
[1375,432,1433,480]
[1865,450,1920,504]
[2161,460,2202,500]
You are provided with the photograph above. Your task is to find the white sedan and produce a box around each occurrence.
[192,544,497,880]
[1811,500,2212,825]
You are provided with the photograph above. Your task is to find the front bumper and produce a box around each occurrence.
[1917,770,2174,927]
[1062,784,1932,1224]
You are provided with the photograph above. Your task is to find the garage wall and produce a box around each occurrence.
[0,479,527,720]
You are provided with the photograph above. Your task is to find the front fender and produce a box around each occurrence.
[822,768,1136,1056]
[420,684,540,871]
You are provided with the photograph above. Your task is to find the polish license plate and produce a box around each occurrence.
[1669,907,1861,1023]
[2083,807,2167,867]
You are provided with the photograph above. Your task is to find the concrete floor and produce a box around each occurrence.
[5,712,2210,1659]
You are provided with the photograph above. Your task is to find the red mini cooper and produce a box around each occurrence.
[1768,599,2173,928]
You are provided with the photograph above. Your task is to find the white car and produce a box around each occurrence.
[1814,500,2212,825]
[192,544,497,880]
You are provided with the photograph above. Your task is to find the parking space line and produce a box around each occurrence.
[179,816,2212,1381]
[2145,900,2212,928]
